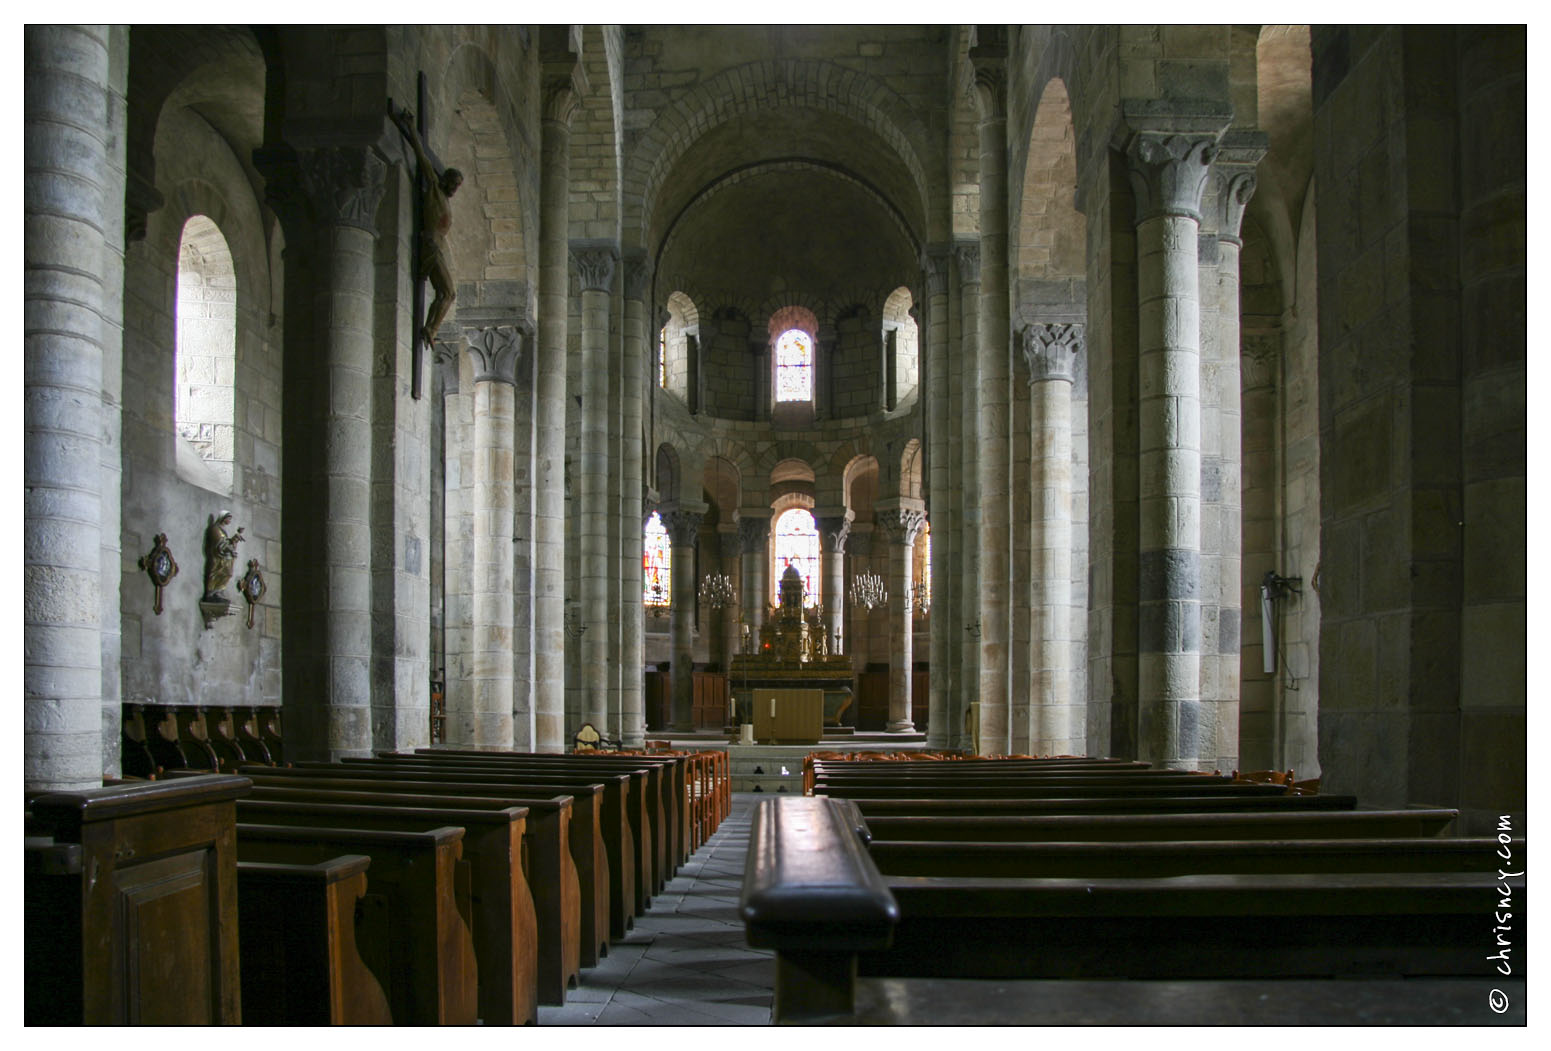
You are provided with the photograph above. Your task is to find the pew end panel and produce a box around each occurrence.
[237,854,394,1025]
[741,796,899,1023]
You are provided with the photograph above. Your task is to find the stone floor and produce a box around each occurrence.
[537,792,774,1025]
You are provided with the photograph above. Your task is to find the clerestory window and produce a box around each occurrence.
[774,328,813,403]
[644,511,671,607]
[771,508,821,609]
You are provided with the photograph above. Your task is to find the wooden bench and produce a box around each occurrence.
[237,795,544,1020]
[853,809,1460,841]
[743,796,1523,1023]
[235,788,567,1013]
[411,749,688,876]
[236,822,479,1024]
[287,760,630,947]
[237,854,394,1024]
[25,774,249,1024]
[387,751,668,901]
[848,794,1360,817]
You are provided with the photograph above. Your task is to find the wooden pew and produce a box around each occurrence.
[743,796,1522,1023]
[25,774,249,1024]
[269,761,625,950]
[853,809,1460,841]
[237,854,394,1024]
[848,794,1360,817]
[236,822,479,1024]
[412,750,686,880]
[384,751,661,905]
[238,797,544,1018]
[865,835,1526,878]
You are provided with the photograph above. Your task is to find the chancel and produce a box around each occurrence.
[23,23,1525,1026]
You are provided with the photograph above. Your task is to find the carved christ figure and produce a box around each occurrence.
[391,105,462,347]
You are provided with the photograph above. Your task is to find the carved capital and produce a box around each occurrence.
[434,343,461,395]
[623,253,652,301]
[816,515,852,555]
[463,324,524,385]
[719,530,743,561]
[298,147,387,233]
[737,516,770,554]
[924,246,952,298]
[876,508,926,548]
[1125,134,1219,225]
[662,509,703,547]
[1021,322,1084,385]
[1210,167,1260,244]
[571,242,619,292]
[968,27,1008,119]
[955,241,982,286]
[542,73,580,126]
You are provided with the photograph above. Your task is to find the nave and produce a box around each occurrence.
[541,794,772,1025]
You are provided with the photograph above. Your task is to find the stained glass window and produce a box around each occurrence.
[658,327,667,388]
[917,523,931,613]
[775,328,813,402]
[772,508,820,608]
[644,511,671,607]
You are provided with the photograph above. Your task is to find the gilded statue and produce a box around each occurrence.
[203,511,245,601]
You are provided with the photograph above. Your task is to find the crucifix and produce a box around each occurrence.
[390,74,463,400]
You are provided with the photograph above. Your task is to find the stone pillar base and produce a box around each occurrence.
[885,720,916,733]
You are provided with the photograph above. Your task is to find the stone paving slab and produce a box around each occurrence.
[537,792,772,1026]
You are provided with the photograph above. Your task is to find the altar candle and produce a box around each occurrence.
[769,696,775,719]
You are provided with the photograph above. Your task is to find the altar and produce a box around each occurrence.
[729,564,854,743]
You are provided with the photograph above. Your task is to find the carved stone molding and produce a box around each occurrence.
[434,344,461,396]
[571,243,620,293]
[816,515,852,555]
[1022,322,1084,385]
[298,147,387,233]
[1212,168,1260,245]
[738,516,770,554]
[955,241,982,286]
[968,27,1008,119]
[876,507,927,548]
[542,72,580,126]
[623,253,651,302]
[1125,134,1219,225]
[924,246,952,299]
[662,509,703,548]
[463,324,525,385]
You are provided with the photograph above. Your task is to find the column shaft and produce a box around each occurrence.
[621,266,648,747]
[534,105,573,752]
[956,244,981,752]
[924,250,953,749]
[24,25,113,790]
[470,377,515,746]
[575,249,616,730]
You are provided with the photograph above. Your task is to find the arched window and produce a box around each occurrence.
[771,508,820,608]
[644,512,671,607]
[176,215,237,491]
[915,522,931,613]
[658,326,668,388]
[774,328,813,403]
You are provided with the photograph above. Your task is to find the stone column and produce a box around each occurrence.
[573,243,617,731]
[435,345,472,742]
[738,512,771,647]
[1024,324,1083,755]
[816,511,853,656]
[923,248,954,748]
[620,256,650,747]
[716,530,742,674]
[971,34,1011,757]
[534,61,580,752]
[460,323,523,747]
[877,505,927,732]
[25,25,115,790]
[955,240,983,750]
[1199,135,1265,770]
[299,145,387,760]
[663,506,704,732]
[1125,127,1222,769]
[751,337,771,422]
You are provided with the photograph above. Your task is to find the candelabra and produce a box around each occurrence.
[698,572,736,610]
[906,583,931,618]
[849,571,887,612]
